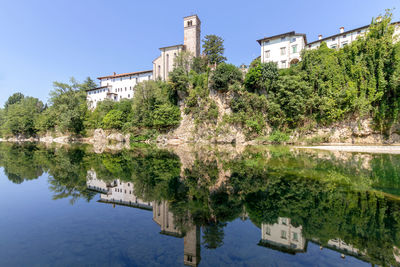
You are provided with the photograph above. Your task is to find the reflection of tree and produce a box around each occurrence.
[1,143,400,265]
[0,143,44,183]
[202,222,226,249]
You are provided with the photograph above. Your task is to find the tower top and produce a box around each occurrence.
[184,15,201,28]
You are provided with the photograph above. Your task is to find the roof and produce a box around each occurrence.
[97,70,153,80]
[257,31,307,45]
[159,44,184,50]
[258,239,308,255]
[86,86,108,92]
[307,21,400,45]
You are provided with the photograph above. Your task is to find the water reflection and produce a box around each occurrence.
[1,142,400,266]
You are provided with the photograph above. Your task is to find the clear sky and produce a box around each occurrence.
[0,0,399,106]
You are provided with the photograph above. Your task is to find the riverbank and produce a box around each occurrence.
[297,145,400,154]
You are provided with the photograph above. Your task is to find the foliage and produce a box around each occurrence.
[102,110,124,130]
[244,61,279,94]
[2,97,44,136]
[202,34,227,65]
[4,92,24,109]
[131,80,181,130]
[267,130,290,144]
[191,56,209,74]
[47,78,89,134]
[210,63,243,92]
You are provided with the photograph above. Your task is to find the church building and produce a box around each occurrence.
[153,15,201,81]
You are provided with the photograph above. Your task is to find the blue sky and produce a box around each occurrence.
[0,0,399,106]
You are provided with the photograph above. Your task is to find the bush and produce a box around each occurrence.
[210,63,243,92]
[102,110,124,130]
[268,130,290,144]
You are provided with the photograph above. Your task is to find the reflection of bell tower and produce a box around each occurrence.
[184,225,201,266]
[183,15,201,57]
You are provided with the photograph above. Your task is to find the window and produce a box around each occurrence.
[281,60,286,68]
[125,87,127,91]
[130,76,132,80]
[265,50,270,58]
[281,37,285,41]
[264,40,270,45]
[341,41,348,47]
[136,77,138,83]
[265,226,271,235]
[292,44,298,53]
[166,54,169,73]
[128,94,130,98]
[281,218,288,225]
[291,37,296,42]
[343,34,347,38]
[158,65,161,78]
[187,20,192,27]
[187,255,193,262]
[357,30,361,34]
[280,47,286,55]
[281,230,287,239]
[330,44,337,49]
[293,232,299,241]
[332,37,336,41]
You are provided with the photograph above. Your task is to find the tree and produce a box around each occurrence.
[48,78,88,134]
[102,110,124,130]
[202,35,227,65]
[4,92,24,109]
[210,63,242,92]
[3,97,44,136]
[80,77,97,92]
[174,51,193,74]
[191,56,208,74]
[168,67,189,104]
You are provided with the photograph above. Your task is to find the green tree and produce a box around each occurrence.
[102,110,124,130]
[3,97,44,136]
[48,78,88,134]
[202,35,227,65]
[4,92,24,109]
[210,63,242,92]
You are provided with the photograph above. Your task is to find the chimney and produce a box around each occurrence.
[113,72,116,76]
[318,34,322,40]
[340,27,344,33]
[376,16,382,23]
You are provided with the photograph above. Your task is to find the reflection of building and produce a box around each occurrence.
[153,200,183,237]
[87,171,201,266]
[394,246,400,263]
[258,217,307,254]
[326,238,360,258]
[153,200,201,267]
[86,170,152,210]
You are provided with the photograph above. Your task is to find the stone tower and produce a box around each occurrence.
[183,15,201,57]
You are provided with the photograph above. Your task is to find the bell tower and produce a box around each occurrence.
[183,15,201,57]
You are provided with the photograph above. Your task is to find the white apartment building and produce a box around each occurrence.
[257,31,307,69]
[86,70,153,109]
[258,21,400,68]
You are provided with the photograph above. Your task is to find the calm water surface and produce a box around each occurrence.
[0,143,399,266]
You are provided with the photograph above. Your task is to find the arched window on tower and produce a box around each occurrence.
[158,65,161,79]
[188,20,192,27]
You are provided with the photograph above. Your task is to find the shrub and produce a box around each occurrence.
[210,63,242,92]
[268,130,290,144]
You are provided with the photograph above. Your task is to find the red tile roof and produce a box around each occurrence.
[97,70,153,80]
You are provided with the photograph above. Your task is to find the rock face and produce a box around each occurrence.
[158,90,248,145]
[293,118,400,144]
